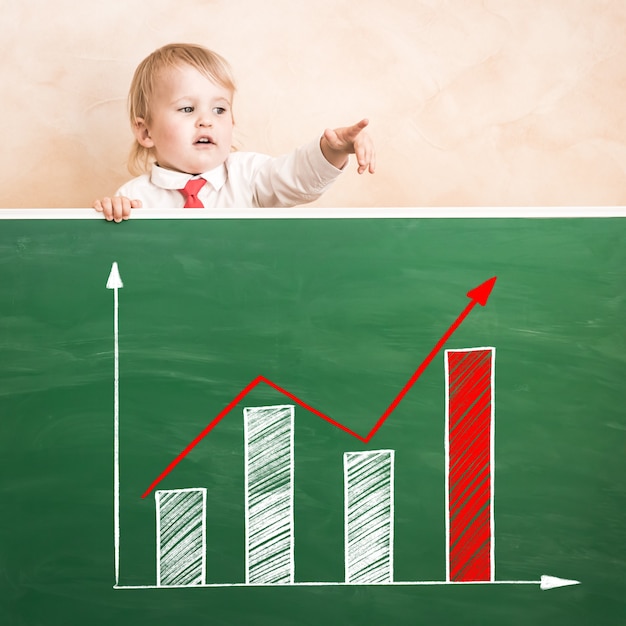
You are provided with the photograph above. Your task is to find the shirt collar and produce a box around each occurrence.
[150,162,227,191]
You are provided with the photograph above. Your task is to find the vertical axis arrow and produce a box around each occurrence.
[107,262,123,586]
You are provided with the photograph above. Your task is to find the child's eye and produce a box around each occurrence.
[179,106,194,113]
[213,107,227,115]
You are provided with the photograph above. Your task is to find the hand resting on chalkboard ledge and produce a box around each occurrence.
[93,43,375,222]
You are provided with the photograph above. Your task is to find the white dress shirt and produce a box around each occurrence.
[116,137,344,208]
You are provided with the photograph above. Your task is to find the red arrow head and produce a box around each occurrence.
[467,276,497,306]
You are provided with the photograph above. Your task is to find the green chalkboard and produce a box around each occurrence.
[1,211,625,626]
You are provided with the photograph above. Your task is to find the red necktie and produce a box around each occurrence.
[179,178,206,208]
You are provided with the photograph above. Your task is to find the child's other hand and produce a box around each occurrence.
[94,197,142,222]
[321,118,376,174]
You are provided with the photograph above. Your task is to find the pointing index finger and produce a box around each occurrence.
[348,118,369,136]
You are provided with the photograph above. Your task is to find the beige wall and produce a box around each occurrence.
[1,0,625,208]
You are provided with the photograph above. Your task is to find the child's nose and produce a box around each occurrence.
[197,113,213,127]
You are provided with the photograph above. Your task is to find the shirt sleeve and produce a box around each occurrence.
[249,137,345,208]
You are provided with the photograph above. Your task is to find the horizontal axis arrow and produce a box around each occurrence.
[114,574,580,591]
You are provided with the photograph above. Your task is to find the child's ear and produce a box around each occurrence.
[133,118,155,148]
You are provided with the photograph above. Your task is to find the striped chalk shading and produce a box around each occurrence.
[244,405,295,584]
[344,450,395,583]
[155,488,207,586]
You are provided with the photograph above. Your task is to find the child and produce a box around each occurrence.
[94,43,375,221]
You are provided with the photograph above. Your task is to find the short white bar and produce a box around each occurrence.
[344,450,395,583]
[155,488,206,587]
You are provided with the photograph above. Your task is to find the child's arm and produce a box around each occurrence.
[94,197,142,222]
[320,118,376,174]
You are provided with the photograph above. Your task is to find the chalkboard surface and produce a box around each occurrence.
[0,212,625,626]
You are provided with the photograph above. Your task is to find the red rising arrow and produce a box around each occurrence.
[467,276,497,306]
[362,275,497,442]
[141,276,497,498]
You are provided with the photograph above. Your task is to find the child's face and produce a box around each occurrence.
[135,64,234,174]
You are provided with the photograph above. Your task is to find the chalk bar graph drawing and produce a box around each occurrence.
[108,263,580,592]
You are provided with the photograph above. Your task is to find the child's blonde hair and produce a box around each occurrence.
[127,43,237,176]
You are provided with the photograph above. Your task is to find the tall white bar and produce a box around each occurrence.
[155,488,206,586]
[244,405,295,584]
[344,450,395,583]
